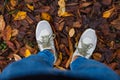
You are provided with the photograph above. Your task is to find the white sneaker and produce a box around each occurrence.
[36,20,56,62]
[72,28,97,62]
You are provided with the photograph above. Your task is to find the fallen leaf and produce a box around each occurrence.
[6,41,15,51]
[55,65,66,70]
[41,12,52,21]
[0,15,5,31]
[69,28,75,37]
[24,49,31,57]
[102,0,112,6]
[80,2,92,8]
[108,62,118,70]
[3,25,12,41]
[26,4,34,11]
[11,29,19,37]
[10,0,18,7]
[93,53,102,61]
[111,15,120,30]
[26,15,34,24]
[116,49,120,58]
[14,11,27,20]
[58,21,65,31]
[73,21,81,28]
[58,0,73,17]
[103,8,115,18]
[54,52,62,66]
[13,54,22,61]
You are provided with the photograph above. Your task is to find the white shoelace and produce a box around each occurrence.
[76,40,93,56]
[37,34,56,48]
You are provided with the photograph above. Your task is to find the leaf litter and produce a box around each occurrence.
[0,0,120,75]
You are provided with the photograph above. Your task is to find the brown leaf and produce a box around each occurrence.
[80,2,92,8]
[102,0,112,6]
[10,0,18,7]
[116,49,120,58]
[65,37,73,68]
[54,52,62,66]
[3,25,12,41]
[11,29,19,37]
[108,62,118,70]
[73,21,81,28]
[26,15,34,24]
[93,53,102,61]
[111,15,120,30]
[58,21,65,31]
[0,15,5,31]
[6,41,16,51]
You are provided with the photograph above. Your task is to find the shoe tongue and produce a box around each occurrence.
[82,37,92,44]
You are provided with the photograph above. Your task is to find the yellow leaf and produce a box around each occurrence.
[24,49,31,57]
[41,12,51,21]
[26,4,34,11]
[69,28,75,37]
[14,11,27,20]
[58,0,73,17]
[103,8,115,18]
[0,15,5,31]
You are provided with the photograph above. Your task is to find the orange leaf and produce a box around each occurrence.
[14,11,27,20]
[24,49,31,57]
[93,53,102,61]
[41,12,51,21]
[3,25,12,41]
[103,8,115,18]
[0,15,5,31]
[10,0,18,7]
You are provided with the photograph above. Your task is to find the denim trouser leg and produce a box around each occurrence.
[0,50,55,80]
[70,57,119,80]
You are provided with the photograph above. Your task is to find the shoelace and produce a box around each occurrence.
[76,40,93,56]
[37,34,56,48]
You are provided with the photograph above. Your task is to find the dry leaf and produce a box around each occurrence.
[69,28,75,37]
[93,53,102,61]
[13,54,22,61]
[58,0,73,17]
[0,15,5,31]
[24,49,31,57]
[102,0,112,6]
[41,12,51,21]
[58,21,65,31]
[10,0,18,7]
[80,2,92,8]
[26,4,34,11]
[26,15,34,24]
[12,29,19,37]
[54,52,62,66]
[103,8,115,18]
[111,15,120,30]
[14,11,27,20]
[73,21,81,28]
[116,49,120,58]
[3,25,12,41]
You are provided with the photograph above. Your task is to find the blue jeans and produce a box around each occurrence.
[0,50,119,80]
